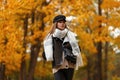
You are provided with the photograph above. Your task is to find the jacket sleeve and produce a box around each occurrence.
[42,50,46,60]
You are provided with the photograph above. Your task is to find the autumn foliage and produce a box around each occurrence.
[0,0,120,80]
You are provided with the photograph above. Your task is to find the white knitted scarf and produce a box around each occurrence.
[53,28,68,38]
[43,28,83,69]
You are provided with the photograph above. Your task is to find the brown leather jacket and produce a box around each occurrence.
[52,37,64,68]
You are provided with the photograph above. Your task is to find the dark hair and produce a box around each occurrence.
[53,15,66,23]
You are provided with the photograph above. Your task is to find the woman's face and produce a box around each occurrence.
[56,21,66,30]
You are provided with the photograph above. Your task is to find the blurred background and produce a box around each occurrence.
[0,0,120,80]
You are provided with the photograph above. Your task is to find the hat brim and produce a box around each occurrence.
[54,19,66,23]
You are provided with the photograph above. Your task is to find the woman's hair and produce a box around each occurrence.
[49,22,68,34]
[48,14,67,34]
[49,22,57,34]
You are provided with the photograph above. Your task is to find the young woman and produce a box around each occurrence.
[43,15,83,80]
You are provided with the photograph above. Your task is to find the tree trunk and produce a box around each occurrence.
[27,40,41,80]
[26,10,45,80]
[103,42,108,80]
[96,42,102,80]
[87,55,94,80]
[93,0,103,80]
[87,57,91,80]
[19,15,28,80]
[0,63,5,80]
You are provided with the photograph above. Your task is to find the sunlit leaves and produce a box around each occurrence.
[0,22,23,74]
[0,0,120,79]
[35,61,52,77]
[0,0,42,75]
[101,0,120,10]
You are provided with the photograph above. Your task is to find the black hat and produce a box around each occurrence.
[53,15,66,23]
